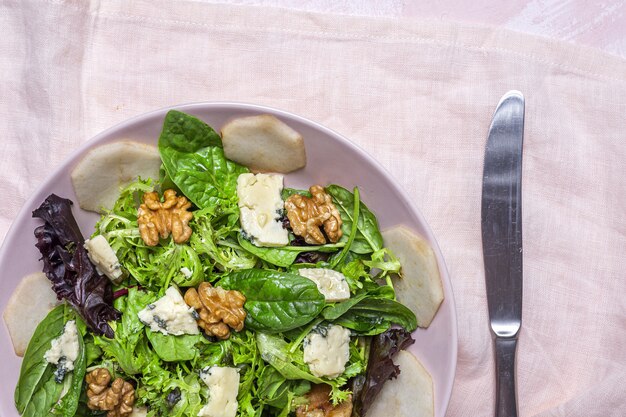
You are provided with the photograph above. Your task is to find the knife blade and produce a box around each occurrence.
[481,90,524,417]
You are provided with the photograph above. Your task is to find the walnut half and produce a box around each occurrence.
[285,185,342,245]
[86,368,135,417]
[137,189,193,246]
[184,282,246,340]
[296,384,353,417]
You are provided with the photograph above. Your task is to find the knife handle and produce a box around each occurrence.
[494,336,518,417]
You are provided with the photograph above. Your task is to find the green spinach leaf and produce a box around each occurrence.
[257,366,310,409]
[158,164,182,194]
[219,269,325,332]
[159,109,223,151]
[326,185,383,254]
[238,234,299,267]
[21,366,65,417]
[321,292,370,321]
[332,297,417,334]
[15,305,65,414]
[158,110,248,209]
[146,331,203,362]
[238,234,343,268]
[330,187,360,268]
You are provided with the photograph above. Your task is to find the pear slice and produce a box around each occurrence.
[3,272,60,356]
[367,350,434,417]
[129,407,148,417]
[382,226,444,328]
[71,141,161,212]
[221,114,306,173]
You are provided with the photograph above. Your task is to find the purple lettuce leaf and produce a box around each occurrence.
[351,328,416,417]
[32,194,120,338]
[32,194,84,245]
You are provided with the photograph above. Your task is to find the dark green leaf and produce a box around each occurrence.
[325,185,383,254]
[238,234,298,267]
[321,292,370,321]
[332,316,390,336]
[21,366,65,417]
[158,110,248,209]
[332,298,417,334]
[219,269,325,332]
[159,110,223,151]
[15,305,65,413]
[158,164,182,195]
[366,285,396,300]
[330,187,360,268]
[146,331,203,362]
[257,366,310,408]
[237,234,343,268]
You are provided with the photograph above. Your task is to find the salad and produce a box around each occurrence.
[9,110,439,417]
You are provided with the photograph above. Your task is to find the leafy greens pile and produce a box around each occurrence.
[18,110,418,417]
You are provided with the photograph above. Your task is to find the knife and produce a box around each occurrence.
[481,91,524,417]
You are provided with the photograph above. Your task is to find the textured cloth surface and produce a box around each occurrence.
[1,1,625,416]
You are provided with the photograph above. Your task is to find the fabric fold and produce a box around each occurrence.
[1,1,624,416]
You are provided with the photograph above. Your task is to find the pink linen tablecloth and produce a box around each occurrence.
[1,1,625,416]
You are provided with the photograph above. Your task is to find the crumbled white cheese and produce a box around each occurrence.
[303,324,351,378]
[44,320,79,372]
[298,268,351,302]
[236,173,289,247]
[180,267,193,279]
[198,366,240,417]
[138,287,199,336]
[84,235,123,283]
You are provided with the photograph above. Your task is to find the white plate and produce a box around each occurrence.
[0,102,457,416]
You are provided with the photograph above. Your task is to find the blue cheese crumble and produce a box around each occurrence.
[84,235,124,283]
[180,267,193,279]
[198,366,240,417]
[137,287,199,336]
[236,173,289,247]
[303,324,351,378]
[44,320,79,382]
[298,268,350,302]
